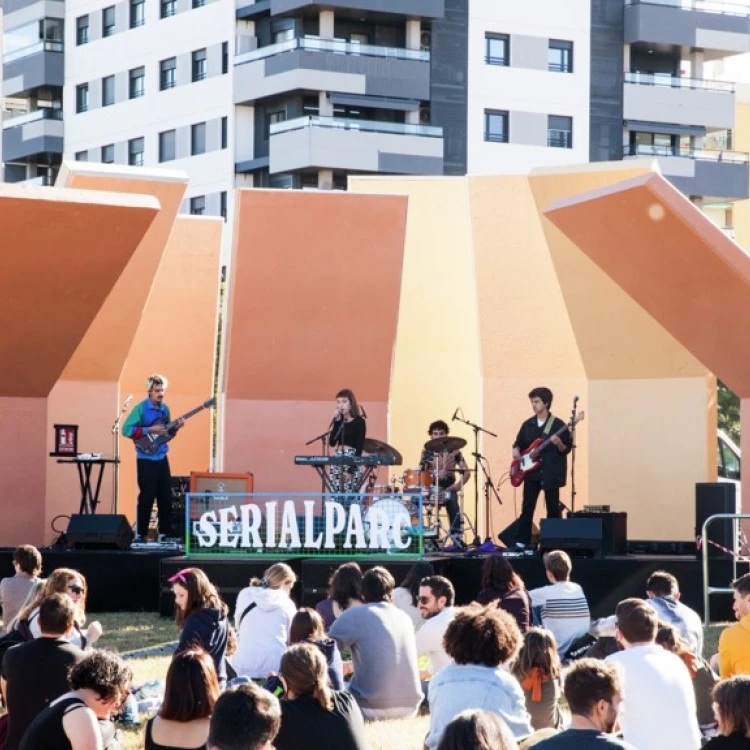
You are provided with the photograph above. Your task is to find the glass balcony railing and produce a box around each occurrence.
[2,107,63,129]
[270,115,443,138]
[624,142,750,163]
[625,71,735,92]
[625,0,750,16]
[3,40,64,64]
[236,36,429,66]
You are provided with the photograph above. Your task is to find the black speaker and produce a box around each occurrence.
[539,518,603,557]
[67,514,134,550]
[569,512,628,556]
[696,482,738,559]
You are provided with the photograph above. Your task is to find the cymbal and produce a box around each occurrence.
[363,438,403,464]
[424,436,467,453]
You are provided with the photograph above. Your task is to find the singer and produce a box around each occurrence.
[329,388,366,493]
[122,373,184,541]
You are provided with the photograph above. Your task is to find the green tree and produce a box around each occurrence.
[718,380,741,445]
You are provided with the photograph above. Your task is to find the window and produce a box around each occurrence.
[76,83,89,114]
[549,39,573,73]
[192,48,207,82]
[484,109,508,143]
[222,41,228,75]
[129,67,145,99]
[101,144,115,163]
[191,122,206,155]
[220,190,227,221]
[76,15,89,45]
[128,137,144,166]
[193,0,206,7]
[160,58,177,90]
[221,116,228,149]
[102,75,115,107]
[161,0,176,18]
[159,130,176,162]
[266,109,286,137]
[75,150,88,161]
[485,33,509,66]
[190,196,206,215]
[130,0,145,28]
[102,6,115,37]
[548,115,572,148]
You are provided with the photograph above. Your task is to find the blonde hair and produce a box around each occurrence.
[17,568,87,626]
[146,373,168,391]
[251,563,296,590]
[280,643,332,711]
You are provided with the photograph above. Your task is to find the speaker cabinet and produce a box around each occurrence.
[696,482,738,559]
[189,472,254,494]
[539,517,603,558]
[67,514,134,550]
[569,512,628,556]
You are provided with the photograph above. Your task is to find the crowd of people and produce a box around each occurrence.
[2,543,750,749]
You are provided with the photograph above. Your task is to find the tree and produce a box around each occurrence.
[718,380,741,445]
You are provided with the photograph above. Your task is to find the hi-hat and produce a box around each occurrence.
[424,436,467,453]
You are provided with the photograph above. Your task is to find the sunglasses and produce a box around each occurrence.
[418,596,433,604]
[168,568,191,585]
[68,584,84,595]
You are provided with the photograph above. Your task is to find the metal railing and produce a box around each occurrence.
[2,107,63,129]
[624,142,750,163]
[548,129,573,148]
[236,35,429,66]
[625,71,735,92]
[702,513,750,625]
[270,115,443,138]
[3,40,64,64]
[625,0,750,15]
[484,132,509,143]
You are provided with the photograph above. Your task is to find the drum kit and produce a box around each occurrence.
[361,435,475,551]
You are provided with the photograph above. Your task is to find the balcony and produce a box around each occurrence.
[3,41,64,97]
[624,143,750,199]
[267,0,444,19]
[234,36,430,104]
[267,115,443,175]
[624,0,750,56]
[2,108,63,162]
[624,71,736,129]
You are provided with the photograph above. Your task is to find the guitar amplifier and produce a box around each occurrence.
[569,511,628,556]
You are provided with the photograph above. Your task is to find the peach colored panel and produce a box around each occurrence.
[118,216,223,520]
[225,190,408,401]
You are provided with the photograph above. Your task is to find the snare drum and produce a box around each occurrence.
[402,468,433,493]
[360,484,394,510]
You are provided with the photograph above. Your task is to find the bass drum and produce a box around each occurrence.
[364,498,421,548]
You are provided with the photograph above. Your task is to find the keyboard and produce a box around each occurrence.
[294,454,400,467]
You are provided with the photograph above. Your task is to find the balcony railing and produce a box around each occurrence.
[2,107,63,129]
[270,115,443,138]
[3,40,64,64]
[625,71,735,92]
[484,132,509,143]
[624,0,750,16]
[624,142,750,162]
[548,129,573,148]
[236,36,429,66]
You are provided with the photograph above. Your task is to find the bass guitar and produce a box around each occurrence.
[509,411,584,487]
[134,398,216,456]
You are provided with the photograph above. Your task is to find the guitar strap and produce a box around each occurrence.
[542,415,554,436]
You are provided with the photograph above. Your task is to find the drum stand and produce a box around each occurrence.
[427,457,479,551]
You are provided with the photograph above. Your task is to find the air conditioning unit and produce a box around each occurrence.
[420,30,431,50]
[419,107,431,125]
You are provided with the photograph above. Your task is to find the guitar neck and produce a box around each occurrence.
[531,423,571,457]
[167,404,209,429]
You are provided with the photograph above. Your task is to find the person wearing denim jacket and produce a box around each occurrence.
[425,603,532,749]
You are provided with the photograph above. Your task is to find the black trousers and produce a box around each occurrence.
[439,486,462,536]
[517,480,561,545]
[136,457,172,537]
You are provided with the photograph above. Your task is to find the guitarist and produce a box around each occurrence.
[123,374,183,541]
[512,387,572,547]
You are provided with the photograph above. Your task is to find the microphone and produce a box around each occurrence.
[124,394,133,405]
[573,395,580,404]
[361,405,367,419]
[452,408,459,421]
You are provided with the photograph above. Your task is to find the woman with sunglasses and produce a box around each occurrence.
[169,568,229,687]
[16,568,101,649]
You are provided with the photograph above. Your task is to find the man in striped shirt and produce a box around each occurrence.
[530,550,591,658]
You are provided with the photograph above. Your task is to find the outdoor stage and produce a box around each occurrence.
[0,547,738,623]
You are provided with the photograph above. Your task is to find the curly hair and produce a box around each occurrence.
[443,603,521,667]
[69,651,132,707]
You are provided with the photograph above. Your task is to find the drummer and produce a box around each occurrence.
[419,420,471,547]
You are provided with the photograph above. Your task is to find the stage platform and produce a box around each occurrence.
[0,547,740,623]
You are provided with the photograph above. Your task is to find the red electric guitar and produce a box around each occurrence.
[509,411,585,488]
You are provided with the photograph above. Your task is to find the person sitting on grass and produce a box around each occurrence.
[394,561,435,631]
[477,553,532,634]
[207,682,281,750]
[288,608,344,690]
[719,573,750,679]
[0,545,42,631]
[18,650,132,750]
[415,575,456,689]
[437,709,519,750]
[316,562,364,631]
[144,647,220,750]
[703,675,750,749]
[426,603,532,749]
[273,643,367,750]
[511,627,562,732]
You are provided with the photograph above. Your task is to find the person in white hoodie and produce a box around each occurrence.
[234,563,297,679]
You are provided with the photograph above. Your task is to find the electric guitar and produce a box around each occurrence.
[134,398,216,455]
[509,411,585,488]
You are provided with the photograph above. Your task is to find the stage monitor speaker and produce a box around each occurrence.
[67,514,134,550]
[539,518,603,557]
[569,511,628,556]
[696,482,738,559]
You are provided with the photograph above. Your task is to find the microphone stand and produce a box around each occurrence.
[473,452,502,551]
[111,396,130,514]
[306,422,333,497]
[454,413,497,546]
[570,397,579,514]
